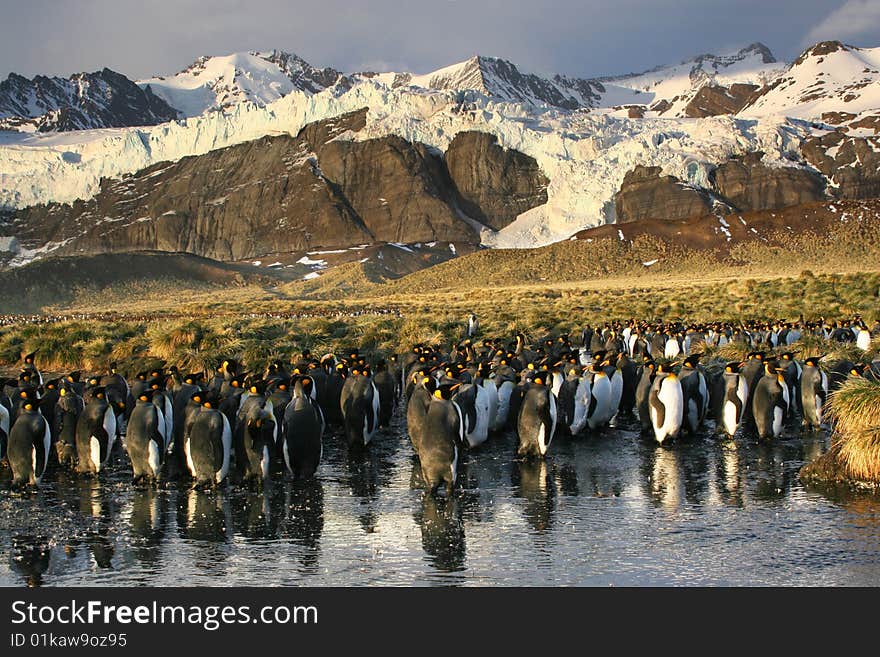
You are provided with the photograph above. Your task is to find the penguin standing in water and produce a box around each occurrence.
[778,353,802,420]
[53,382,83,468]
[719,362,749,439]
[420,385,463,495]
[740,352,766,425]
[679,355,708,436]
[186,394,232,487]
[238,402,276,483]
[452,380,492,448]
[372,361,397,428]
[516,373,557,459]
[406,374,435,455]
[586,362,613,431]
[340,366,380,448]
[649,363,684,445]
[75,387,117,475]
[800,357,828,431]
[7,389,51,487]
[491,364,517,432]
[557,364,590,436]
[752,361,790,440]
[282,377,324,480]
[126,390,168,484]
[635,359,656,434]
[0,386,9,464]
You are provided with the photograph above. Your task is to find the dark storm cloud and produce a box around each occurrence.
[0,0,868,82]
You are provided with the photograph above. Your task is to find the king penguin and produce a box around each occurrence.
[719,362,749,439]
[649,363,684,445]
[800,356,828,431]
[752,361,790,440]
[7,388,51,487]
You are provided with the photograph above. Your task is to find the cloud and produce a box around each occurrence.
[804,0,880,46]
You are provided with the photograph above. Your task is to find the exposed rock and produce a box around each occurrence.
[802,133,880,199]
[684,83,760,117]
[821,111,857,125]
[444,131,549,230]
[0,69,179,132]
[4,111,561,263]
[317,136,476,243]
[711,151,826,211]
[615,165,715,223]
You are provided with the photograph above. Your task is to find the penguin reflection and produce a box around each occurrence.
[178,487,233,543]
[414,493,466,573]
[58,473,116,568]
[127,486,167,566]
[714,442,744,507]
[644,445,684,511]
[282,480,325,573]
[233,486,283,541]
[343,446,394,533]
[511,459,555,533]
[10,535,51,587]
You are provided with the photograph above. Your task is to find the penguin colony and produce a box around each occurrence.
[0,316,877,496]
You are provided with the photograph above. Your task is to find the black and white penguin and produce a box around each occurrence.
[420,386,463,495]
[719,362,749,439]
[22,352,42,386]
[75,387,117,474]
[7,389,51,487]
[53,382,83,468]
[636,359,657,434]
[373,361,397,428]
[616,353,638,417]
[679,355,709,436]
[185,394,232,487]
[238,402,276,483]
[406,373,434,455]
[466,313,479,338]
[800,356,828,431]
[557,363,590,436]
[516,374,557,459]
[490,364,517,432]
[740,351,766,425]
[586,362,613,431]
[649,363,684,445]
[752,361,790,440]
[340,366,380,448]
[282,377,324,480]
[778,353,802,419]
[126,390,168,483]
[0,386,9,464]
[452,380,492,448]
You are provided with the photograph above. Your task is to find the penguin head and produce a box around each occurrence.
[23,351,36,365]
[43,379,58,392]
[592,350,607,363]
[190,391,205,406]
[682,354,701,369]
[201,393,220,409]
[804,356,822,368]
[66,371,81,384]
[19,388,38,411]
[109,362,118,374]
[92,386,107,401]
[434,382,459,400]
[137,389,156,404]
[137,371,148,381]
[656,363,676,376]
[724,362,742,374]
[247,380,267,396]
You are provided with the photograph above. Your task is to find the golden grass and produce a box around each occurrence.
[828,377,880,483]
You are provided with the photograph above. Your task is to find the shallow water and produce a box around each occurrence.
[2,406,879,587]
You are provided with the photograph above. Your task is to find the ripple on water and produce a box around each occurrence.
[1,409,879,586]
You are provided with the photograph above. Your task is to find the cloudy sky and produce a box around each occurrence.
[1,0,878,81]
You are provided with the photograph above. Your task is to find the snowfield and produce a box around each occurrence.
[0,41,877,250]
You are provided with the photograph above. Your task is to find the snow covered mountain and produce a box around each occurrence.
[0,68,178,132]
[138,50,343,117]
[1,38,879,267]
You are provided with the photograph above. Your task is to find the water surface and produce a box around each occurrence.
[2,408,879,586]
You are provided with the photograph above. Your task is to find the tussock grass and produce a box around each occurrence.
[828,377,880,483]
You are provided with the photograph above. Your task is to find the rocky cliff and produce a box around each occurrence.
[711,152,826,211]
[0,111,550,264]
[615,165,716,223]
[445,131,549,231]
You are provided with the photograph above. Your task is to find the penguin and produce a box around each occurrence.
[778,353,802,419]
[452,381,491,448]
[340,366,380,448]
[0,386,10,464]
[752,361,790,440]
[53,382,83,468]
[406,373,435,455]
[586,362,613,431]
[516,374,557,459]
[238,402,276,483]
[740,351,766,425]
[75,387,117,474]
[491,364,517,432]
[664,334,682,359]
[616,353,638,417]
[420,385,463,495]
[22,352,42,386]
[679,355,708,436]
[649,363,684,445]
[557,363,590,436]
[373,361,397,428]
[185,394,232,487]
[320,362,347,426]
[856,326,872,351]
[6,389,51,487]
[266,378,292,444]
[800,356,828,431]
[466,313,479,338]
[636,359,657,434]
[126,390,167,483]
[147,378,174,450]
[719,362,749,439]
[282,377,324,480]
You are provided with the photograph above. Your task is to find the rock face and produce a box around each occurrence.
[445,131,549,230]
[684,83,760,117]
[0,69,178,132]
[2,112,549,263]
[711,152,826,210]
[615,165,715,223]
[802,133,880,200]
